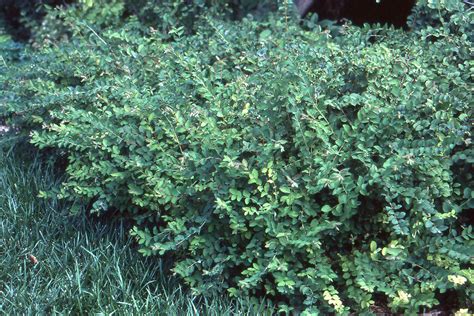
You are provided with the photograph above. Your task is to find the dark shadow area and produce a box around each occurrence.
[295,0,417,28]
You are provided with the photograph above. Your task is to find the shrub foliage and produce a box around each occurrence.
[1,0,472,313]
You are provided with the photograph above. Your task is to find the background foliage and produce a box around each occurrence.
[1,0,472,313]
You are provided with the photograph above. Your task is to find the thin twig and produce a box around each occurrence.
[82,22,108,46]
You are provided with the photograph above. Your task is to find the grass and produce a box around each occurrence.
[0,144,273,315]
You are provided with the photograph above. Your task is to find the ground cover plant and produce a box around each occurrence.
[1,0,473,314]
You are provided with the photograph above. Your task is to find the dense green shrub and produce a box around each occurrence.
[1,1,472,313]
[0,0,74,40]
[1,0,278,44]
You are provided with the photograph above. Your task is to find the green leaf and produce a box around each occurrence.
[370,241,377,252]
[129,184,144,195]
[321,205,332,213]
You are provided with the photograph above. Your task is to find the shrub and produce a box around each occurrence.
[0,0,278,44]
[1,1,472,313]
[0,0,77,40]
